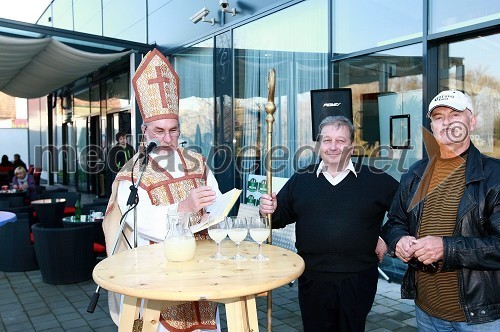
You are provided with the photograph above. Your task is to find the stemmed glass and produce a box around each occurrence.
[249,217,270,261]
[208,217,228,260]
[88,209,95,222]
[226,216,248,261]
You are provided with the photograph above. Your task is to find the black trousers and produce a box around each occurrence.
[298,266,379,332]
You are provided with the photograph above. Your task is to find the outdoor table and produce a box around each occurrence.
[0,189,27,198]
[0,211,16,227]
[93,239,304,332]
[62,215,104,224]
[63,215,105,245]
[31,198,66,228]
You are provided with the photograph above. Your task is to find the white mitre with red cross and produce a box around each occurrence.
[132,48,180,123]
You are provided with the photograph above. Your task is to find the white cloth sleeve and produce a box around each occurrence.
[116,166,220,245]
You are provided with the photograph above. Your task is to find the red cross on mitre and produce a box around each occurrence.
[132,48,180,122]
[148,66,170,108]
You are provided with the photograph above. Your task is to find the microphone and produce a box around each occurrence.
[145,139,159,154]
[142,139,159,165]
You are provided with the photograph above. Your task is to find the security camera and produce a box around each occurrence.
[190,7,210,23]
[219,0,236,15]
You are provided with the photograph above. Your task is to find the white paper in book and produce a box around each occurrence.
[190,188,242,233]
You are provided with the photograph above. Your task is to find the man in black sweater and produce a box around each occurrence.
[260,115,398,332]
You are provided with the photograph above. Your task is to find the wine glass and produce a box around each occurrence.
[88,209,95,222]
[249,217,270,261]
[227,216,248,261]
[208,217,228,260]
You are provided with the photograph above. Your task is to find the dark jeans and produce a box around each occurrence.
[298,266,378,332]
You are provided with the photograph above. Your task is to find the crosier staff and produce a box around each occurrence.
[265,68,276,332]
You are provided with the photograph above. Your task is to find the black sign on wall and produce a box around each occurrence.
[310,88,353,141]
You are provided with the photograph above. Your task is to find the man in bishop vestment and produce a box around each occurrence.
[103,48,221,332]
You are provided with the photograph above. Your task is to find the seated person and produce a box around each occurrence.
[12,154,27,170]
[0,155,15,187]
[12,166,38,201]
[0,155,13,167]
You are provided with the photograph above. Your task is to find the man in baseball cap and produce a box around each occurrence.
[382,89,500,330]
[427,89,473,117]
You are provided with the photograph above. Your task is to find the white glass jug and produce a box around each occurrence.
[164,212,196,261]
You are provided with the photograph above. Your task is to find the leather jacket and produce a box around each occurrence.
[381,143,500,324]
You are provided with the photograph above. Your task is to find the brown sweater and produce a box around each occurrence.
[415,154,467,321]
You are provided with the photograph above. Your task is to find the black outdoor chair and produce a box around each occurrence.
[0,200,8,209]
[0,214,38,272]
[8,196,25,207]
[32,223,95,284]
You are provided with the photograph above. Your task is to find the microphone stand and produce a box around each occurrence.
[87,152,150,313]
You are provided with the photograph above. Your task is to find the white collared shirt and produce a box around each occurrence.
[316,159,357,186]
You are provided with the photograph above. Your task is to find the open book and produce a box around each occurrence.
[190,188,242,233]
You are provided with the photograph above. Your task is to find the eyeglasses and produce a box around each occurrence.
[148,128,181,139]
[408,257,439,273]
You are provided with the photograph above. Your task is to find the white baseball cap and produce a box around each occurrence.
[427,90,473,117]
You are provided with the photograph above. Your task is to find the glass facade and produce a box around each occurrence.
[232,0,328,186]
[105,73,130,112]
[429,0,500,34]
[102,0,146,42]
[437,33,500,157]
[332,0,422,54]
[52,0,73,31]
[171,39,215,169]
[74,0,102,36]
[52,69,131,194]
[38,0,147,43]
[333,44,424,180]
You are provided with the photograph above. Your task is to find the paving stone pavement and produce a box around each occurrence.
[0,269,416,332]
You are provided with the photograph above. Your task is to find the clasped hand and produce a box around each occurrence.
[178,186,216,213]
[395,235,444,265]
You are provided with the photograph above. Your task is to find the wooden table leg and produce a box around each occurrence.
[141,299,163,331]
[120,295,141,331]
[222,295,259,332]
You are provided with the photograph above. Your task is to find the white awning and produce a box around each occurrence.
[0,35,130,98]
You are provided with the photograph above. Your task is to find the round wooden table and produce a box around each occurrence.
[93,239,304,331]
